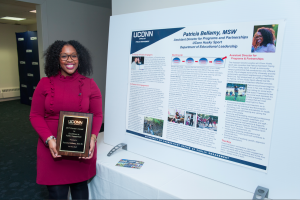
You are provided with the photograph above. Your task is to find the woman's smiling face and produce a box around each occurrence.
[256,32,263,45]
[59,45,79,76]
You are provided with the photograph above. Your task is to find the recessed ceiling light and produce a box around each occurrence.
[30,10,36,13]
[0,17,26,21]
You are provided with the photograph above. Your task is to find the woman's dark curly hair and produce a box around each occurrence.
[257,27,275,47]
[44,40,92,77]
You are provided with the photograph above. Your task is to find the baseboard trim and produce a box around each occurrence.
[0,97,20,102]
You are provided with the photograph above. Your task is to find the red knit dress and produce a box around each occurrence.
[29,71,103,185]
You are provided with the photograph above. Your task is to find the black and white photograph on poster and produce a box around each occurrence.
[143,117,164,137]
[185,111,196,127]
[251,24,278,53]
[168,108,184,124]
[197,114,218,131]
[131,56,144,70]
[225,83,247,102]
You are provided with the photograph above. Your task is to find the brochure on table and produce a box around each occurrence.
[126,20,285,172]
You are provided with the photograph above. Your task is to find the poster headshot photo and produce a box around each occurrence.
[131,56,145,70]
[251,24,278,53]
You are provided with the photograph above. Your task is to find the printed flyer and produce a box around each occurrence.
[116,159,144,169]
[126,20,285,172]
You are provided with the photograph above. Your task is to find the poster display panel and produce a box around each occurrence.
[126,20,285,172]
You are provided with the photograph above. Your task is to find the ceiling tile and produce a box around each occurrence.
[0,0,36,25]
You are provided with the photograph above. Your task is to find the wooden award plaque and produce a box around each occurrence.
[56,111,93,157]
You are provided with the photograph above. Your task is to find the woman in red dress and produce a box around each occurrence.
[30,40,103,199]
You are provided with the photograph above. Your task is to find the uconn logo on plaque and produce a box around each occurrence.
[68,120,83,126]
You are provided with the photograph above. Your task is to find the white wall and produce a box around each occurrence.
[112,0,223,15]
[20,0,111,118]
[26,23,37,31]
[0,24,28,90]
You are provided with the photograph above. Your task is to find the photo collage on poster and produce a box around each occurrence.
[168,109,218,131]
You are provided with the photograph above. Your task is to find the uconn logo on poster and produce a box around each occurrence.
[68,120,83,125]
[133,31,153,38]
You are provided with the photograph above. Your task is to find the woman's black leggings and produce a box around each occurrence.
[47,180,88,199]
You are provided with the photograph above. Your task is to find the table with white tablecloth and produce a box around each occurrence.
[88,132,254,199]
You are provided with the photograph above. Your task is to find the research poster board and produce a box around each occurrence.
[105,0,300,198]
[126,20,285,172]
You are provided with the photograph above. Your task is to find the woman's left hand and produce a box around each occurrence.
[79,135,96,159]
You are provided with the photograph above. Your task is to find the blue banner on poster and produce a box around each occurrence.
[130,27,184,54]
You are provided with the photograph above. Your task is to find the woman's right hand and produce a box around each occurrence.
[48,139,62,158]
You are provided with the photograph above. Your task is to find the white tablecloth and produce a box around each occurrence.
[89,132,254,199]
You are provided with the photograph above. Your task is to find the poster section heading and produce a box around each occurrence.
[126,20,284,172]
[131,26,259,54]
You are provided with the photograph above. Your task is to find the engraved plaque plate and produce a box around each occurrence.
[56,111,93,157]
